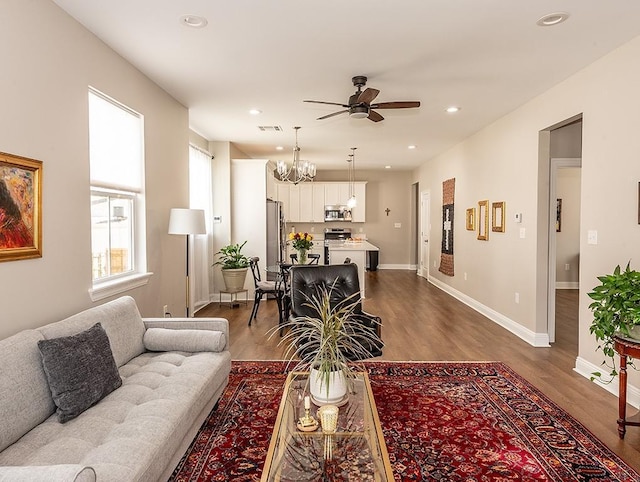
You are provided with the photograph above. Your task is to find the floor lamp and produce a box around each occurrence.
[168,208,206,317]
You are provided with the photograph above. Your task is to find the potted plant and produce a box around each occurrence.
[588,262,640,382]
[272,284,382,405]
[214,241,250,291]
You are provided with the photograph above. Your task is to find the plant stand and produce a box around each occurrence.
[614,335,640,439]
[219,288,248,308]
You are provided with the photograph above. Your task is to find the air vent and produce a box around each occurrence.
[258,125,283,132]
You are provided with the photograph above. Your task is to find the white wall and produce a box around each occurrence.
[0,1,189,338]
[556,168,581,287]
[414,33,640,388]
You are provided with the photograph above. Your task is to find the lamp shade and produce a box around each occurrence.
[168,208,206,235]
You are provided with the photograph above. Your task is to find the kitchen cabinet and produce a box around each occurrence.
[350,182,367,222]
[324,183,350,206]
[275,181,365,223]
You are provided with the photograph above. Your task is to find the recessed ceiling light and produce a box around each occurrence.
[249,109,262,115]
[385,165,392,169]
[408,145,416,150]
[536,12,569,27]
[179,15,208,28]
[275,146,284,151]
[446,106,460,113]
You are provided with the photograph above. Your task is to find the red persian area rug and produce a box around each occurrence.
[169,361,639,481]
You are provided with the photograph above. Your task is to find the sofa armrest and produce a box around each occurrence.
[0,465,96,482]
[142,318,229,350]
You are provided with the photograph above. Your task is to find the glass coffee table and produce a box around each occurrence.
[261,371,393,481]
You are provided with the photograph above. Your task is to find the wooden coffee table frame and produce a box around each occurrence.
[260,371,393,481]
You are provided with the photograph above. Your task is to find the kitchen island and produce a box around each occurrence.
[327,240,379,298]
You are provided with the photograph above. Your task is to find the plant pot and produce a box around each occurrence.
[309,368,347,405]
[627,324,640,340]
[221,268,248,291]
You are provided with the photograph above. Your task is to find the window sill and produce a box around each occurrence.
[89,272,154,302]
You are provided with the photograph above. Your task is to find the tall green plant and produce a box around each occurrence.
[270,283,382,393]
[213,241,250,269]
[588,262,640,382]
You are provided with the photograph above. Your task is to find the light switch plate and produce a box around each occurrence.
[587,230,598,245]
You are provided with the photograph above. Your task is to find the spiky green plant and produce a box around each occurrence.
[270,282,382,394]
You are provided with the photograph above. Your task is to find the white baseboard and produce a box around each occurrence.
[556,281,579,289]
[428,276,550,347]
[574,356,640,409]
[377,264,415,270]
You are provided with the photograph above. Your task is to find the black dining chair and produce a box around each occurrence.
[289,253,321,264]
[248,257,284,327]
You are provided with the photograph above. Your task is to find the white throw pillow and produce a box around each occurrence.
[143,328,226,353]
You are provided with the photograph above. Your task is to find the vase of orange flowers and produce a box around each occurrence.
[289,232,313,264]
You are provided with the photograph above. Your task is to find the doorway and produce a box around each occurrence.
[419,190,430,279]
[545,119,582,347]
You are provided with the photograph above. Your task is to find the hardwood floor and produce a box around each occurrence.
[197,270,640,472]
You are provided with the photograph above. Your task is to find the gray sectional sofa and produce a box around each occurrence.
[0,296,232,481]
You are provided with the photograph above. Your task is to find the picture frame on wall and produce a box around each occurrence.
[466,207,475,230]
[0,152,43,262]
[556,198,562,232]
[477,200,489,241]
[491,201,506,232]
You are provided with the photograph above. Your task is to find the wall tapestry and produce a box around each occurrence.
[439,178,455,276]
[0,152,42,262]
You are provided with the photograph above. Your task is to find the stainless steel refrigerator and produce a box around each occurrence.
[266,199,285,280]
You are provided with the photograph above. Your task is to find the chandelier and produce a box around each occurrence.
[346,147,357,208]
[276,126,316,184]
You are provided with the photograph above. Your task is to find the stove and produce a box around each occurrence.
[323,228,352,264]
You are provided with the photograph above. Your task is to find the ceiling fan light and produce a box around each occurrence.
[349,105,369,119]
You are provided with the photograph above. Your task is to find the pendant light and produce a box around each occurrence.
[276,126,316,184]
[347,147,357,208]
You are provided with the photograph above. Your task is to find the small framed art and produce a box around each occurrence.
[477,200,489,241]
[492,201,505,233]
[466,208,475,230]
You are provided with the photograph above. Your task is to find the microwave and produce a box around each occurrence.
[324,205,352,222]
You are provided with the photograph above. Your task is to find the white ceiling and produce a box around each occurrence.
[53,0,640,170]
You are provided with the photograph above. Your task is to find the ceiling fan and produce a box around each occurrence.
[304,76,420,122]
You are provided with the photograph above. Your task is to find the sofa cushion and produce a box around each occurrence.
[0,464,96,482]
[38,323,122,423]
[0,330,55,452]
[143,328,226,353]
[38,296,145,368]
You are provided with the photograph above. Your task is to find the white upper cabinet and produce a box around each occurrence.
[324,182,350,205]
[350,182,367,222]
[274,181,365,223]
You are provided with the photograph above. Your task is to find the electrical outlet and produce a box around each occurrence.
[515,292,520,304]
[163,305,170,317]
[565,263,570,271]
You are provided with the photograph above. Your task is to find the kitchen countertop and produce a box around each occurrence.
[327,240,379,251]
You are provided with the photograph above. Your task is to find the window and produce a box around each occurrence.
[88,88,149,298]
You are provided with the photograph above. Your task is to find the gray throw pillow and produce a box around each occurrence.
[37,322,122,423]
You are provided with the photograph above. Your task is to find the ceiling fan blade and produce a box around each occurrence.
[368,110,384,122]
[370,101,421,109]
[317,109,349,120]
[304,100,349,107]
[357,88,380,105]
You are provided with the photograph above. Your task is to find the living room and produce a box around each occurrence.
[2,1,640,479]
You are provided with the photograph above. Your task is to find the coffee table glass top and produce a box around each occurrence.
[261,371,393,481]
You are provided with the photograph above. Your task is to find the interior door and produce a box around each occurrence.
[419,191,430,279]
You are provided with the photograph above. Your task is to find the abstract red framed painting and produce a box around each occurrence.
[0,152,42,262]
